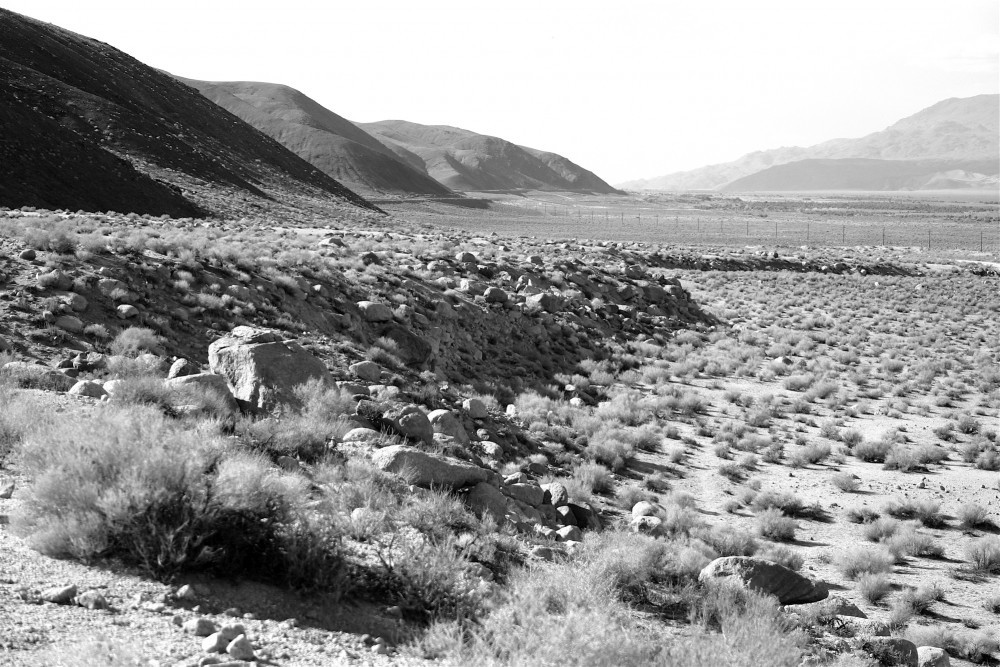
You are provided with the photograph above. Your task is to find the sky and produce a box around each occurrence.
[3,0,997,184]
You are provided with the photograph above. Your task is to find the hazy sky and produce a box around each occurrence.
[4,0,997,183]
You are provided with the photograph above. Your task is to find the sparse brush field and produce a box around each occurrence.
[0,196,998,666]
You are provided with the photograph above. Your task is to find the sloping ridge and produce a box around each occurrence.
[0,9,378,215]
[624,94,1000,191]
[178,79,454,197]
[360,120,621,194]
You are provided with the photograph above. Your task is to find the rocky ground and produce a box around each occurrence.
[0,204,998,666]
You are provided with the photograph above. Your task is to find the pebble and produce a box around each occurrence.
[183,617,218,636]
[202,632,228,653]
[0,481,14,499]
[176,584,198,600]
[74,590,109,610]
[226,634,255,661]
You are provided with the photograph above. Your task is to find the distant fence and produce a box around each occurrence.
[473,203,1000,252]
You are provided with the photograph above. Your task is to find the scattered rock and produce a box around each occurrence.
[164,373,239,413]
[357,301,393,322]
[116,304,139,319]
[168,358,197,379]
[427,409,470,444]
[462,397,489,419]
[54,315,84,333]
[68,380,107,398]
[183,618,218,636]
[349,361,381,382]
[208,327,330,413]
[859,637,918,667]
[371,445,493,489]
[466,481,508,522]
[74,590,109,610]
[698,556,828,605]
[40,584,77,604]
[226,634,255,661]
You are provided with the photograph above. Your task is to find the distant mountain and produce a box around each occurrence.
[178,79,453,197]
[0,9,378,216]
[623,94,999,191]
[720,158,1000,192]
[359,120,621,194]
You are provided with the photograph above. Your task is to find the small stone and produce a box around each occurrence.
[176,584,197,600]
[349,361,381,382]
[68,380,107,399]
[372,643,390,655]
[226,634,255,661]
[0,481,14,499]
[202,632,228,653]
[116,304,139,319]
[19,249,35,260]
[529,545,557,561]
[74,590,109,610]
[40,584,77,604]
[218,622,246,642]
[223,607,241,618]
[183,617,217,636]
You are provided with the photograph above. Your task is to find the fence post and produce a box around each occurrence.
[882,228,885,246]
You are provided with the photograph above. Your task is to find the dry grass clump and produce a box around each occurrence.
[957,502,993,530]
[413,531,807,666]
[856,573,892,604]
[830,471,860,492]
[756,508,797,542]
[965,536,1000,573]
[834,546,894,579]
[906,625,1000,663]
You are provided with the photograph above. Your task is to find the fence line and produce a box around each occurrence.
[478,203,1000,252]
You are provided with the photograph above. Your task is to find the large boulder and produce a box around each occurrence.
[381,404,433,445]
[378,325,432,366]
[207,327,330,413]
[357,301,393,323]
[371,445,493,489]
[698,556,828,605]
[427,409,470,444]
[466,481,508,522]
[164,373,239,413]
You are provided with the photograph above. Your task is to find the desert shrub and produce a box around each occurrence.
[975,449,1000,471]
[12,406,321,583]
[413,531,805,666]
[756,544,803,571]
[984,594,1000,614]
[819,420,840,440]
[835,546,894,579]
[571,462,614,496]
[956,414,981,434]
[586,435,634,471]
[783,374,815,392]
[914,500,946,528]
[913,443,948,466]
[886,598,914,632]
[110,376,233,424]
[853,438,892,463]
[717,462,744,482]
[965,536,1000,573]
[862,518,900,543]
[885,528,944,560]
[109,327,164,357]
[761,442,784,463]
[957,502,992,530]
[695,525,758,557]
[616,485,652,510]
[756,508,797,542]
[0,386,54,460]
[841,429,863,447]
[883,445,920,472]
[882,497,917,520]
[896,585,940,615]
[830,472,859,492]
[857,573,892,604]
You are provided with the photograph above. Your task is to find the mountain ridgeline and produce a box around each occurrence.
[623,94,1000,192]
[359,120,622,194]
[0,8,380,217]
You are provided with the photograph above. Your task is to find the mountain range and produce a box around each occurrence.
[0,8,378,217]
[0,8,617,218]
[179,79,620,198]
[622,94,999,192]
